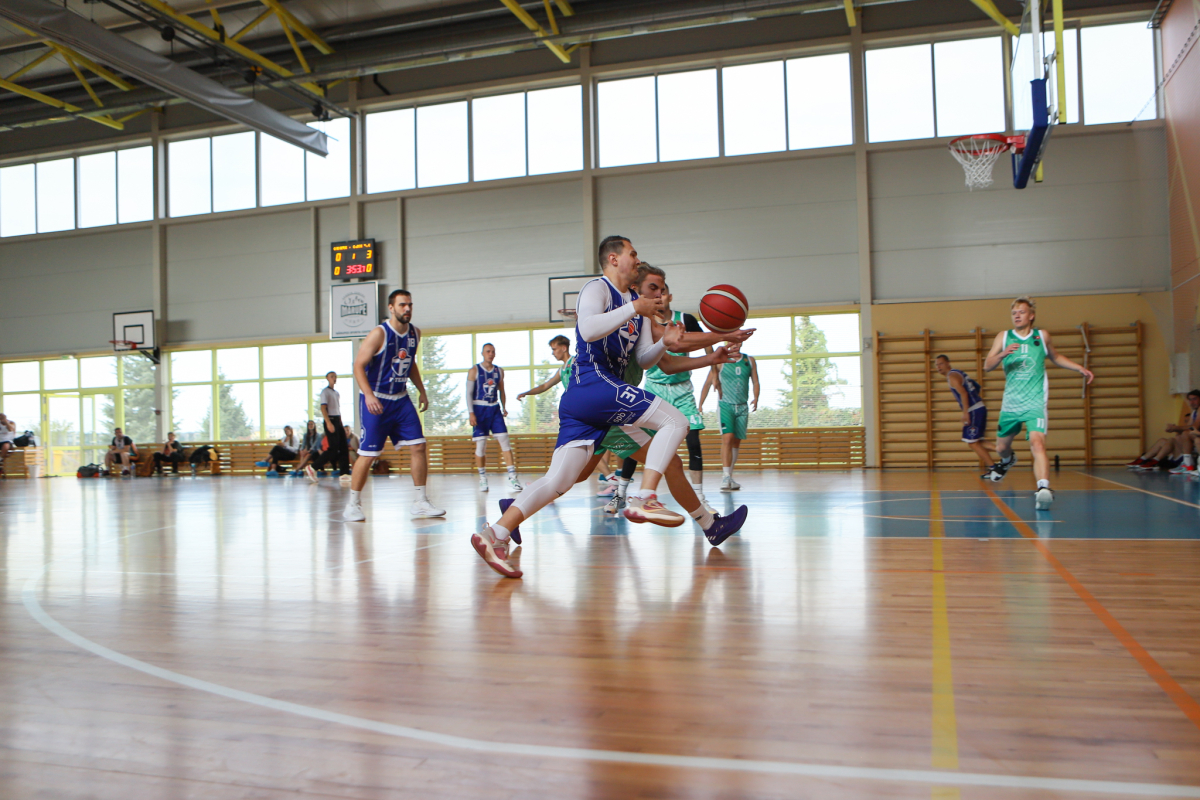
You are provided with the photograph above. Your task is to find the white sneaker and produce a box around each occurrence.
[479,475,489,492]
[728,477,741,490]
[1034,487,1054,510]
[603,494,626,515]
[411,498,446,518]
[342,500,366,521]
[339,474,352,485]
[470,524,521,578]
[1168,463,1196,475]
[719,475,733,492]
[507,473,523,492]
[624,494,686,527]
[305,465,319,484]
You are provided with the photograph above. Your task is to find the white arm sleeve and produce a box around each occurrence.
[465,372,475,409]
[636,324,668,368]
[576,279,636,342]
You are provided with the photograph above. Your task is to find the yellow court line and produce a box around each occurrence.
[985,487,1200,733]
[929,487,961,799]
[1075,471,1200,510]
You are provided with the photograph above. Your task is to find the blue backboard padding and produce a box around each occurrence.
[1013,78,1051,189]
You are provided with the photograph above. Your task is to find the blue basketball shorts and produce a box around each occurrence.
[962,405,988,443]
[359,393,425,455]
[471,404,508,439]
[556,371,659,450]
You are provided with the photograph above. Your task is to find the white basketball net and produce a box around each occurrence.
[949,136,1009,190]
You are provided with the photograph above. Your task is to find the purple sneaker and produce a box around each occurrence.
[498,497,522,545]
[704,505,748,547]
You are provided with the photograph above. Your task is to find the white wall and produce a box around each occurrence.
[405,180,583,328]
[165,210,313,342]
[871,129,1169,301]
[596,157,861,314]
[0,227,152,356]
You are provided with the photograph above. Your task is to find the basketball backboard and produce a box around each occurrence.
[548,274,594,325]
[1009,0,1066,188]
[111,309,160,364]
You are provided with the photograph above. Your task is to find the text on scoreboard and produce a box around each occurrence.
[331,239,376,280]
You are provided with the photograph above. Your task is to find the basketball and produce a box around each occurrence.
[698,285,749,333]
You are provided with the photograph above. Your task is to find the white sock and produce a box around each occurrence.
[415,485,428,501]
[1037,479,1049,489]
[730,447,739,467]
[689,506,715,530]
[1185,454,1195,467]
[507,465,516,475]
[492,523,511,542]
[722,467,731,477]
[692,482,703,497]
[616,477,631,498]
[478,467,486,476]
[349,490,361,503]
[632,488,656,501]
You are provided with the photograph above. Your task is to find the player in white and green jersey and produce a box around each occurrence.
[644,285,715,507]
[706,352,758,492]
[982,296,1093,510]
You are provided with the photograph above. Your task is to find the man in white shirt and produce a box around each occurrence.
[306,372,350,481]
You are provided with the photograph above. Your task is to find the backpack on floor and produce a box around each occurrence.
[77,464,103,478]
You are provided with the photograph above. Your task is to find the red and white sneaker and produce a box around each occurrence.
[623,494,685,528]
[1168,462,1196,474]
[1136,459,1159,471]
[471,524,522,578]
[1126,457,1146,469]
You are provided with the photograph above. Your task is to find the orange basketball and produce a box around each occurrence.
[698,285,749,333]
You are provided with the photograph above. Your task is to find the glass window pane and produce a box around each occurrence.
[746,316,792,356]
[473,92,527,182]
[43,359,78,390]
[597,76,657,167]
[311,341,353,377]
[367,108,415,193]
[1061,29,1080,125]
[36,158,75,233]
[3,361,40,392]
[48,395,78,448]
[261,134,305,206]
[866,44,935,142]
[171,350,212,383]
[78,151,117,228]
[172,384,212,441]
[423,333,473,372]
[934,37,1005,137]
[0,164,36,237]
[169,138,211,217]
[1082,22,1157,124]
[263,343,308,378]
[219,382,259,439]
[121,352,155,387]
[118,146,154,223]
[263,380,309,439]
[217,347,259,381]
[499,369,531,432]
[723,61,787,156]
[787,53,854,150]
[807,314,861,353]
[749,358,793,428]
[794,354,862,426]
[2,393,41,432]
[417,101,469,187]
[527,85,583,175]
[212,131,256,212]
[306,117,350,201]
[476,331,531,367]
[657,69,718,162]
[123,385,157,441]
[81,356,118,388]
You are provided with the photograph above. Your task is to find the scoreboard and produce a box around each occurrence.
[331,239,376,280]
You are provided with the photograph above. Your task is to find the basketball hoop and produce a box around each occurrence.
[109,339,139,351]
[558,308,577,329]
[948,134,1025,190]
[109,339,161,365]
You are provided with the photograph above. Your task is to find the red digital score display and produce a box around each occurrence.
[331,239,376,281]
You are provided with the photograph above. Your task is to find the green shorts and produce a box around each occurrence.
[644,380,705,430]
[719,402,749,440]
[595,426,652,460]
[996,409,1047,440]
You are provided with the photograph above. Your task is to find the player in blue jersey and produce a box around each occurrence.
[343,289,446,521]
[934,355,996,470]
[467,342,522,493]
[470,236,752,579]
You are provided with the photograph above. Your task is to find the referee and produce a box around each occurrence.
[319,371,351,476]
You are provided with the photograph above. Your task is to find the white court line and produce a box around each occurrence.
[19,529,1200,797]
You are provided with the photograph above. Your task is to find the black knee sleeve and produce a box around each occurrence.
[621,457,638,481]
[686,429,703,472]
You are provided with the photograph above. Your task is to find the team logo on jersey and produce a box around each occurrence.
[618,318,640,357]
[390,347,412,380]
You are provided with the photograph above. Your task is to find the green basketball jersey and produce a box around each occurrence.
[1000,328,1048,416]
[559,356,573,389]
[624,359,644,388]
[719,355,752,406]
[645,310,690,385]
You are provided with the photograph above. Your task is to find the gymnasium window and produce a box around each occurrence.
[261,117,351,205]
[212,132,257,212]
[527,86,583,175]
[473,92,527,181]
[866,44,936,142]
[786,53,854,150]
[597,75,658,167]
[168,137,213,217]
[1012,28,1081,130]
[1081,22,1157,125]
[366,108,416,193]
[723,62,787,156]
[417,101,469,188]
[78,152,117,229]
[658,69,719,162]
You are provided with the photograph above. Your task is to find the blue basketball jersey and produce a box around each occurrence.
[572,277,644,384]
[473,363,502,406]
[948,368,983,410]
[365,322,420,398]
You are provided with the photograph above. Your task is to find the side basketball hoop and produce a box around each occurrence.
[948,134,1025,190]
[109,339,161,365]
[558,308,577,329]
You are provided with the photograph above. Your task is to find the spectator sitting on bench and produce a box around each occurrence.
[105,427,137,476]
[256,426,299,477]
[0,414,15,475]
[153,432,187,475]
[1128,389,1200,472]
[345,424,359,465]
[292,420,321,476]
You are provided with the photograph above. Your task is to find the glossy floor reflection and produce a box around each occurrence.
[1,469,1198,799]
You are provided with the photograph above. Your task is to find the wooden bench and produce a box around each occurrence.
[133,443,222,476]
[0,446,44,479]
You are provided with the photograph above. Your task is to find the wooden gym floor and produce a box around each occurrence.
[1,469,1198,799]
